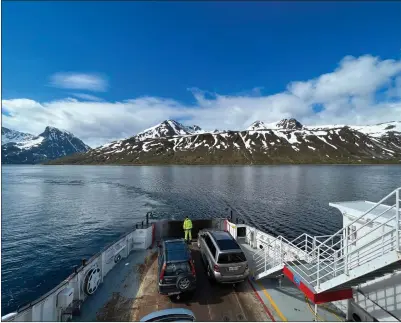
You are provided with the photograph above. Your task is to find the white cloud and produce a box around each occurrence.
[50,72,108,92]
[3,54,401,148]
[71,93,103,101]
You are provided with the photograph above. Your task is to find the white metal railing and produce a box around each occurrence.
[288,187,400,291]
[253,187,401,290]
[252,233,315,277]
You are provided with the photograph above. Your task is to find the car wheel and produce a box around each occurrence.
[176,274,192,292]
[207,265,216,283]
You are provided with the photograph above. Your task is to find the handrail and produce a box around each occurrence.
[307,203,396,268]
[312,234,397,284]
[254,188,400,292]
[319,188,399,247]
[313,205,396,268]
[302,214,396,280]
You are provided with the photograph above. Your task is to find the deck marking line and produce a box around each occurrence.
[256,280,288,322]
[305,295,322,321]
[232,286,247,321]
[304,295,343,322]
[247,279,275,321]
[206,300,212,321]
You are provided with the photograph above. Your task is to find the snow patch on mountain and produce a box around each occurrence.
[2,127,36,145]
[136,120,204,141]
[2,126,90,164]
[350,121,401,138]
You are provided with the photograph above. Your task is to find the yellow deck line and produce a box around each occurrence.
[256,281,288,322]
[304,295,344,322]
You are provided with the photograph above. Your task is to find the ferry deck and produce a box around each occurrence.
[3,187,400,322]
[77,239,345,322]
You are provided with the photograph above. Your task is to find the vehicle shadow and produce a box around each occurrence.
[168,247,249,307]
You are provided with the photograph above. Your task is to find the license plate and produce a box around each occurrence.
[228,266,239,271]
[168,291,180,296]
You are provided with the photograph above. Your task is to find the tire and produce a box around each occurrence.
[176,274,192,292]
[206,265,216,284]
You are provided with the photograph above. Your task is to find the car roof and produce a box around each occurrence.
[209,231,241,251]
[163,239,191,263]
[140,308,196,322]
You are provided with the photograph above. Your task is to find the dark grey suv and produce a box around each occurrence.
[158,238,197,297]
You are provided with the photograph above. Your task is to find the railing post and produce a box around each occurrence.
[264,246,267,272]
[317,247,320,289]
[313,237,316,259]
[305,235,307,253]
[344,228,349,276]
[396,189,400,252]
[280,238,283,263]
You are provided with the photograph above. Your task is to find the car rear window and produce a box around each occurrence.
[164,261,191,276]
[218,252,246,264]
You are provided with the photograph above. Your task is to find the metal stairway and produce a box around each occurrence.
[253,187,401,304]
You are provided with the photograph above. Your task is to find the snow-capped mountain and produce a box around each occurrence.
[48,118,401,165]
[276,118,304,130]
[1,127,36,145]
[247,121,268,131]
[135,120,204,141]
[247,118,304,130]
[2,126,90,164]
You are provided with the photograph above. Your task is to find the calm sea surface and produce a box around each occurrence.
[2,165,401,313]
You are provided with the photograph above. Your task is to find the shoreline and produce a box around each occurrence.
[3,162,401,167]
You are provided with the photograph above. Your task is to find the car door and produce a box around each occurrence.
[203,235,217,268]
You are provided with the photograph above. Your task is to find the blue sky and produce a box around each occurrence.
[2,1,401,147]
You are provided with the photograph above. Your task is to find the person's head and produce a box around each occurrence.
[185,216,189,219]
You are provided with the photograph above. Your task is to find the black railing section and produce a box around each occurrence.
[226,207,246,225]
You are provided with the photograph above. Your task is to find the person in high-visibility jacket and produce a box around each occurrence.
[183,216,193,243]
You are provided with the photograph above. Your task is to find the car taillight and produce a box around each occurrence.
[160,263,166,282]
[213,264,220,272]
[190,261,196,276]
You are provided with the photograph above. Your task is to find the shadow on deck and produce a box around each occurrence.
[80,243,272,322]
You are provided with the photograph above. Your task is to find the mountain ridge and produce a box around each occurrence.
[47,118,401,165]
[2,126,90,164]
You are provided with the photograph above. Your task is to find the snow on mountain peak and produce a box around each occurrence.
[247,118,304,131]
[349,121,401,138]
[136,120,204,141]
[2,125,90,164]
[276,118,304,130]
[247,121,268,131]
[1,127,36,145]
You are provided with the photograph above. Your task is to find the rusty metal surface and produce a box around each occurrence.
[96,244,271,321]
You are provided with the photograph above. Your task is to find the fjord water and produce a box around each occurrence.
[2,165,401,313]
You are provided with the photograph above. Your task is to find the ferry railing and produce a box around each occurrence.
[2,212,155,322]
[288,187,400,292]
[253,233,313,277]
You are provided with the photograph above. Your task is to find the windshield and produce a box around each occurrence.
[164,262,191,276]
[218,252,246,264]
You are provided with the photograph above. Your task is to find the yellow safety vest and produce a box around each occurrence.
[183,219,193,230]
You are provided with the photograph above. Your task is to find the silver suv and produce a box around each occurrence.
[197,229,249,284]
